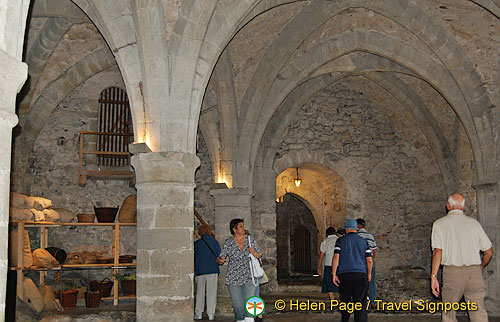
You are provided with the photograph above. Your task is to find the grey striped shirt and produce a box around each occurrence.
[357,228,377,250]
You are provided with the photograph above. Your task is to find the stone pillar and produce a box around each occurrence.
[131,151,200,322]
[210,188,253,310]
[473,180,499,314]
[0,49,27,321]
[253,166,278,292]
[252,199,278,293]
[210,188,253,241]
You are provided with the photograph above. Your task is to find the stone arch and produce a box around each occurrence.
[247,30,491,190]
[14,47,116,191]
[19,17,74,114]
[469,0,500,18]
[70,0,145,143]
[274,151,347,232]
[206,51,239,187]
[198,86,221,184]
[165,0,263,153]
[255,54,454,195]
[237,1,494,186]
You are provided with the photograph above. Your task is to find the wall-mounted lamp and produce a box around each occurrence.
[294,167,302,187]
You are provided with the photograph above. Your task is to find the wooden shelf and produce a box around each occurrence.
[101,295,136,300]
[9,263,136,271]
[11,220,136,306]
[10,221,136,227]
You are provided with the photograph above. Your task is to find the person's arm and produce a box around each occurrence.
[249,247,261,258]
[371,235,377,258]
[366,256,373,282]
[431,248,442,297]
[317,252,325,276]
[217,240,229,264]
[331,253,340,286]
[215,240,221,257]
[481,248,493,270]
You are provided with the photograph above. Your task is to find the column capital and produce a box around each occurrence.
[0,48,28,96]
[0,110,18,129]
[131,151,200,185]
[210,188,253,208]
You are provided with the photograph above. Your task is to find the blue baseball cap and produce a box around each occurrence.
[342,219,358,230]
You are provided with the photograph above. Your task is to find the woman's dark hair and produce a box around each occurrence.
[326,227,336,236]
[229,218,244,235]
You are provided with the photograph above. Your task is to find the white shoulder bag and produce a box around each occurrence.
[248,235,264,286]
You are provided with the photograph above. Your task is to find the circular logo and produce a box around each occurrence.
[245,296,265,316]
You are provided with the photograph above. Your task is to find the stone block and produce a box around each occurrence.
[155,206,193,228]
[137,297,193,322]
[137,228,192,251]
[105,15,136,50]
[136,207,155,229]
[260,212,276,229]
[137,185,194,208]
[137,274,192,298]
[136,250,150,273]
[150,249,192,276]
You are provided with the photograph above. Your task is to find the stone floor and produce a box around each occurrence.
[210,313,500,321]
[15,290,500,321]
[209,291,500,322]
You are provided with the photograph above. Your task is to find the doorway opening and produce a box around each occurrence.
[276,193,319,284]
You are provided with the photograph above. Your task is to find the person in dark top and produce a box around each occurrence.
[194,224,221,321]
[332,219,373,322]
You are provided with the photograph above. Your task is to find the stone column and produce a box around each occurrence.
[131,151,200,322]
[253,166,278,292]
[211,188,253,240]
[252,199,278,293]
[0,48,27,321]
[473,180,499,314]
[210,188,253,310]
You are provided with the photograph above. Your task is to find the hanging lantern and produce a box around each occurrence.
[294,168,302,187]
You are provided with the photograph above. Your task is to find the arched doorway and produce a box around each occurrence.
[276,193,318,281]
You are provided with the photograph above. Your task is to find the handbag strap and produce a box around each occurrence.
[247,235,261,262]
[200,236,217,258]
[247,235,253,249]
[248,235,257,286]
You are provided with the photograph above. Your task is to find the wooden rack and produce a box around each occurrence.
[9,221,136,306]
[78,131,135,187]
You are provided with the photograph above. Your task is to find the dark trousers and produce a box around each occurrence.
[338,272,369,322]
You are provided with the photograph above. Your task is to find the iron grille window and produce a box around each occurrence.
[97,87,133,167]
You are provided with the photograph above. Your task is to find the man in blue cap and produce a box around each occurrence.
[332,219,373,322]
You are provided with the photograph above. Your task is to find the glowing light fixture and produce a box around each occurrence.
[294,168,302,187]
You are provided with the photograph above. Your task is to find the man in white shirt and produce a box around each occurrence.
[317,227,338,300]
[431,193,493,322]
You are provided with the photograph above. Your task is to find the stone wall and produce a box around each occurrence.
[22,64,216,252]
[25,65,137,258]
[275,81,449,279]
